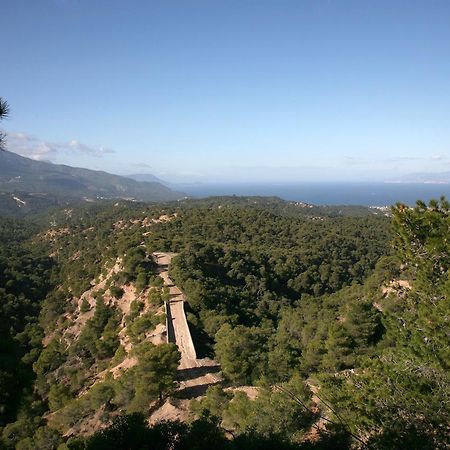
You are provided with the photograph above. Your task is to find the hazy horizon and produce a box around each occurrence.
[2,0,450,183]
[5,148,450,185]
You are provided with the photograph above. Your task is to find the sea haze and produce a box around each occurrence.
[180,182,450,206]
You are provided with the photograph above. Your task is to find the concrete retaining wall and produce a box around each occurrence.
[178,300,197,360]
[164,301,176,344]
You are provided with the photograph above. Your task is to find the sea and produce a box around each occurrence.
[179,182,450,206]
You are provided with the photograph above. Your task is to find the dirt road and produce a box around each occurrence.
[152,251,222,395]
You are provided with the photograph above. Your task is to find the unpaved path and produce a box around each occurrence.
[153,252,223,398]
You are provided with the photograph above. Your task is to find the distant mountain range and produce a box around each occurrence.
[127,173,170,185]
[394,172,450,184]
[0,150,185,215]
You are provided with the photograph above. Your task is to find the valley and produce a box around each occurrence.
[0,198,448,449]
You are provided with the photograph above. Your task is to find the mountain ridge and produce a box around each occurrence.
[127,173,171,185]
[0,150,185,215]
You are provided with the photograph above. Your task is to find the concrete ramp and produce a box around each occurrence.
[154,251,222,395]
[168,299,197,368]
[152,251,223,399]
[154,252,198,368]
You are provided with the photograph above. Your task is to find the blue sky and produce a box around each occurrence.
[1,0,450,182]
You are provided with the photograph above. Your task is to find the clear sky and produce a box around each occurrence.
[1,0,450,182]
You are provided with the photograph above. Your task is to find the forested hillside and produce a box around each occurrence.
[0,150,184,216]
[0,197,448,449]
[175,195,390,218]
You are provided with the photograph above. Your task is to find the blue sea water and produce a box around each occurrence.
[180,182,450,206]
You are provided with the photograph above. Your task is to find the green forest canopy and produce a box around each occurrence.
[0,197,448,449]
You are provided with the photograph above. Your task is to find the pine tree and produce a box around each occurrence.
[0,97,9,149]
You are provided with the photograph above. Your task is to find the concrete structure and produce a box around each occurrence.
[153,252,197,367]
[153,252,222,397]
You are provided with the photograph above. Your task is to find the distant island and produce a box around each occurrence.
[387,171,450,184]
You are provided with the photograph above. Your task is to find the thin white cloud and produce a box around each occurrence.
[343,154,449,166]
[385,156,422,162]
[131,162,152,169]
[157,170,205,177]
[431,154,448,161]
[343,156,365,166]
[5,132,115,160]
